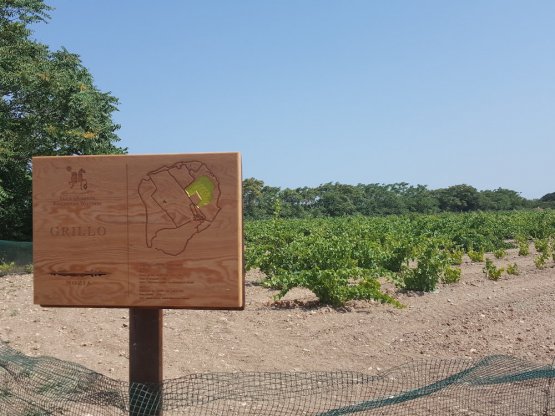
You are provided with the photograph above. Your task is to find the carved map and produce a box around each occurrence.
[138,161,221,256]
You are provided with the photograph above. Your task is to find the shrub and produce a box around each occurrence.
[468,249,484,262]
[516,236,529,256]
[402,245,449,292]
[534,238,552,255]
[0,262,16,277]
[264,268,402,308]
[506,263,519,276]
[533,237,553,269]
[534,253,549,269]
[483,258,503,280]
[442,267,462,284]
[449,249,464,266]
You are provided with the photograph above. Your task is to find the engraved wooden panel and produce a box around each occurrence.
[33,153,243,309]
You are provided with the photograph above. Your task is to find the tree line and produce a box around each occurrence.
[243,178,554,220]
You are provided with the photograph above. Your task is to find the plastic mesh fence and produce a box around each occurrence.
[1,342,554,415]
[0,240,32,266]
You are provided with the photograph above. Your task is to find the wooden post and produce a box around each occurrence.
[129,308,163,416]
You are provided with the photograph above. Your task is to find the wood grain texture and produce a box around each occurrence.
[33,153,243,309]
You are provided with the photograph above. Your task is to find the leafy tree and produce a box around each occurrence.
[280,188,306,218]
[435,184,480,212]
[478,188,526,211]
[259,184,282,218]
[316,183,360,216]
[242,177,265,218]
[0,0,126,240]
[359,183,407,215]
[278,186,321,218]
[540,192,555,203]
[402,184,439,213]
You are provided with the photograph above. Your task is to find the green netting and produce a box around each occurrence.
[0,240,32,266]
[1,342,554,415]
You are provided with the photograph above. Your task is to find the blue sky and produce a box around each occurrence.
[32,1,554,198]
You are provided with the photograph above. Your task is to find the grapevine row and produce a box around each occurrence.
[245,210,555,307]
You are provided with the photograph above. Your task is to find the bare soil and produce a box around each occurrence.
[1,247,554,382]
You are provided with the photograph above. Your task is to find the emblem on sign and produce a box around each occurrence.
[67,166,88,190]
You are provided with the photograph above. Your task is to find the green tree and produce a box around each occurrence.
[359,183,405,215]
[0,0,126,240]
[316,183,359,216]
[435,184,480,212]
[539,192,555,208]
[478,188,526,211]
[402,184,439,213]
[280,188,308,218]
[243,177,265,218]
[540,192,555,202]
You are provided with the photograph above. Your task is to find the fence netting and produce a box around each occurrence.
[1,342,554,415]
[0,240,32,266]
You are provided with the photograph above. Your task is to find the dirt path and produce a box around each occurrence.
[1,247,554,382]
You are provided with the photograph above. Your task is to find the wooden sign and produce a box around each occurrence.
[32,153,243,309]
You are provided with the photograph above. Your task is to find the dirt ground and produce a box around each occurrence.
[1,246,554,382]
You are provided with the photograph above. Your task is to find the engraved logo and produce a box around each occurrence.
[67,166,88,190]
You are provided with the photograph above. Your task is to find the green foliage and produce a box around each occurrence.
[506,263,519,276]
[449,248,464,265]
[264,268,402,308]
[528,212,555,239]
[381,240,413,273]
[534,254,548,269]
[516,236,530,256]
[0,260,33,275]
[436,184,480,212]
[0,261,16,276]
[442,266,462,284]
[483,258,504,280]
[401,244,450,292]
[534,238,552,255]
[493,248,506,259]
[245,210,555,306]
[0,0,126,240]
[243,177,265,218]
[243,179,535,221]
[478,188,526,211]
[540,192,555,203]
[533,237,553,269]
[467,249,484,263]
[249,219,403,307]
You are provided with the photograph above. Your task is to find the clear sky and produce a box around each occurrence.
[31,1,554,199]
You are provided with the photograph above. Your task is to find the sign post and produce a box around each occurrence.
[129,309,163,416]
[32,152,243,416]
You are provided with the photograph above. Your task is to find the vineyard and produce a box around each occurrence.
[245,210,555,307]
[2,209,555,415]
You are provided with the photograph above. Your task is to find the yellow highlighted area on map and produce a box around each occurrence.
[185,176,215,207]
